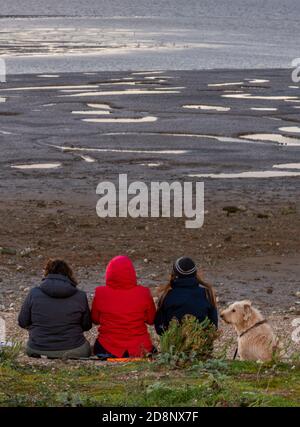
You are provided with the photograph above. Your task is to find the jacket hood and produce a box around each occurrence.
[105,255,137,290]
[172,276,199,289]
[40,274,78,298]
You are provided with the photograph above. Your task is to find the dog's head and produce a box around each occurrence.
[220,300,253,325]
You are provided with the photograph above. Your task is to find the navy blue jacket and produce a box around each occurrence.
[154,276,218,335]
[18,274,92,351]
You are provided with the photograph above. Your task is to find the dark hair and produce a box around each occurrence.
[44,259,78,286]
[157,266,217,309]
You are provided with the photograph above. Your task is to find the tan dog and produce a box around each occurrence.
[220,300,278,361]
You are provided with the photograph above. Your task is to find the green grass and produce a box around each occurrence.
[0,358,299,407]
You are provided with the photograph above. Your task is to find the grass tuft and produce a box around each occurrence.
[157,315,219,368]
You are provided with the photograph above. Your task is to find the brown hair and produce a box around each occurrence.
[44,259,78,286]
[157,270,217,309]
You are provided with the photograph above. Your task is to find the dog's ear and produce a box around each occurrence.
[243,300,252,306]
[243,301,252,321]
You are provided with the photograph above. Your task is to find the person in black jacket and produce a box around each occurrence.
[18,259,92,359]
[154,257,218,335]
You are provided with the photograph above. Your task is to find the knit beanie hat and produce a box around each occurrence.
[173,257,197,278]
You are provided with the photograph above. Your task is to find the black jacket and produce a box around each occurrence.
[154,276,218,335]
[18,274,92,351]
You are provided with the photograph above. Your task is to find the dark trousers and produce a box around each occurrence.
[93,340,157,358]
[93,340,128,358]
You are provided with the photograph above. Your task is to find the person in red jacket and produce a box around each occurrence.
[92,255,157,358]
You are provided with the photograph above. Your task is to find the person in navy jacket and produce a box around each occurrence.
[154,257,218,335]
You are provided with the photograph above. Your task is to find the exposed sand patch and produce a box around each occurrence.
[87,103,111,109]
[51,145,187,155]
[154,86,184,90]
[59,89,100,93]
[65,89,180,97]
[144,76,166,81]
[222,94,298,101]
[221,93,250,98]
[37,75,60,78]
[240,133,300,146]
[11,163,62,170]
[140,162,162,167]
[80,155,96,163]
[131,71,164,75]
[98,82,139,86]
[0,85,99,91]
[183,105,230,112]
[273,163,300,169]
[189,171,300,179]
[72,110,111,115]
[251,107,278,111]
[278,126,300,134]
[82,116,157,123]
[208,82,243,87]
[247,79,270,84]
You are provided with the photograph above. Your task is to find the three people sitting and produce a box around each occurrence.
[18,256,218,359]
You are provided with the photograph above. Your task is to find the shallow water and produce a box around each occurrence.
[1,0,300,73]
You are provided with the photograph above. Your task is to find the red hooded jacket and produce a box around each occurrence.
[91,256,156,357]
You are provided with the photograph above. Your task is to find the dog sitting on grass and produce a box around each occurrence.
[220,300,278,361]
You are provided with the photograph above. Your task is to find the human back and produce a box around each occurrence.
[18,259,92,357]
[154,257,218,335]
[92,255,156,357]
